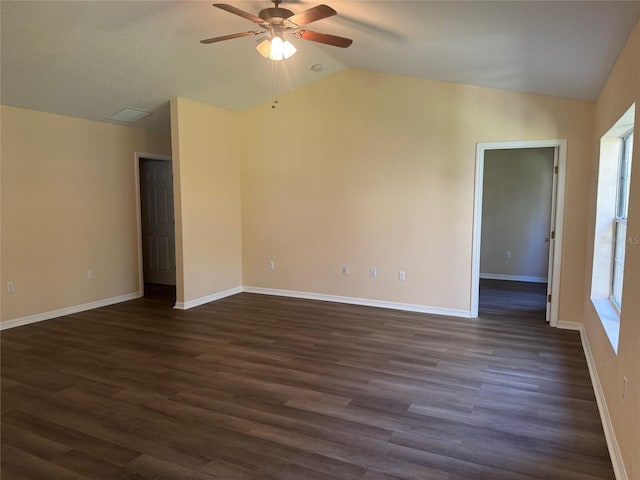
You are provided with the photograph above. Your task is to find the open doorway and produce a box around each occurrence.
[135,153,176,305]
[479,147,554,322]
[471,140,567,326]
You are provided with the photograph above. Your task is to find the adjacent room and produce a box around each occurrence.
[2,1,639,479]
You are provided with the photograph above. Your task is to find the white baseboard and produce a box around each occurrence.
[0,285,472,326]
[243,286,472,318]
[174,287,243,310]
[556,320,582,331]
[0,292,142,331]
[560,321,627,480]
[480,273,548,283]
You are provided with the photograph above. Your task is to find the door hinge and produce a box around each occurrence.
[548,294,552,302]
[551,230,556,240]
[554,165,559,174]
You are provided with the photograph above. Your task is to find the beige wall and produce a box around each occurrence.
[584,20,640,479]
[1,105,171,322]
[481,148,554,280]
[241,69,594,318]
[170,97,242,306]
[0,73,596,322]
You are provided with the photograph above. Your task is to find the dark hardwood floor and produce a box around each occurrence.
[479,279,548,320]
[143,283,176,305]
[1,282,613,479]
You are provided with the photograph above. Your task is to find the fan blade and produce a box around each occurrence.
[297,30,353,48]
[286,4,336,27]
[213,4,265,24]
[200,31,260,44]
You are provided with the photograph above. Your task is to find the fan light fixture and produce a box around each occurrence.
[201,1,353,106]
[256,36,297,61]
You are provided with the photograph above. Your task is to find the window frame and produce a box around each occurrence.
[610,129,633,310]
[590,103,634,353]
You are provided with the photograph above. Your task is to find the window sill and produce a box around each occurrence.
[591,298,620,354]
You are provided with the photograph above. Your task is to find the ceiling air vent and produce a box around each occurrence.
[108,107,152,123]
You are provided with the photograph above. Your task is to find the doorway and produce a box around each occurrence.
[135,153,176,303]
[471,140,567,326]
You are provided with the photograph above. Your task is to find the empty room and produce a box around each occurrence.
[1,1,639,479]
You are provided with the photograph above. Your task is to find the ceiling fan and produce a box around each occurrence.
[201,1,353,60]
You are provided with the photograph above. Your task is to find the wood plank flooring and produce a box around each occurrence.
[1,282,614,479]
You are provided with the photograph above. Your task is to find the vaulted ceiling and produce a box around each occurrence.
[2,1,639,131]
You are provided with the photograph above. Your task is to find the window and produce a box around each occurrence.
[611,130,633,308]
[591,103,635,353]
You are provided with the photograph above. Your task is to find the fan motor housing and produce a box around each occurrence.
[259,7,294,24]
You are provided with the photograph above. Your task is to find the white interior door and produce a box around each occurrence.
[140,159,176,285]
[545,149,560,322]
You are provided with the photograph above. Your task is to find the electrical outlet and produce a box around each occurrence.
[505,251,512,260]
[623,376,628,399]
[398,271,406,281]
[87,269,93,280]
[268,261,275,271]
[369,268,377,278]
[342,265,349,275]
[7,282,14,293]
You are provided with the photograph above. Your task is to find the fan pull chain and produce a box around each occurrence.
[271,60,279,109]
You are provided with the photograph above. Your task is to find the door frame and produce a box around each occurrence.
[471,139,567,326]
[134,152,173,296]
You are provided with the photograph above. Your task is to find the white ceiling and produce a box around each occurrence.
[2,1,640,131]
